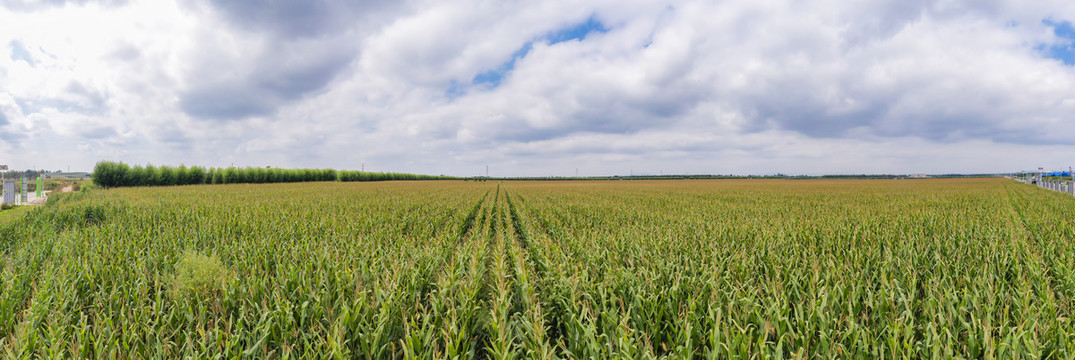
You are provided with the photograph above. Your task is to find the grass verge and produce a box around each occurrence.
[0,205,31,224]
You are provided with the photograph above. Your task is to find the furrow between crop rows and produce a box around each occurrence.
[1004,182,1075,348]
[3,179,1075,357]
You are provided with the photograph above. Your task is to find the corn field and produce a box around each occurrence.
[1,178,1075,358]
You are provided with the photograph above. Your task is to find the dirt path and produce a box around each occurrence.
[61,185,73,193]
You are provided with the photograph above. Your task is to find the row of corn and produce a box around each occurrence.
[1,178,1074,358]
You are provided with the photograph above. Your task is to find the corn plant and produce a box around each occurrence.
[2,178,1074,358]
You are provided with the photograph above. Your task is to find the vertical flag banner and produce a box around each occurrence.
[37,177,43,198]
[2,181,12,204]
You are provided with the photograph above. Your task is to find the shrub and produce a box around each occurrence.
[91,161,129,188]
[170,250,229,299]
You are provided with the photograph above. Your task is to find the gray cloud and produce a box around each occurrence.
[199,0,397,38]
[837,1,929,47]
[77,123,117,139]
[0,106,26,145]
[679,1,1075,147]
[108,44,140,62]
[12,81,109,115]
[254,52,353,98]
[470,87,710,144]
[0,130,23,145]
[4,0,1075,175]
[178,83,275,120]
[346,0,1075,174]
[179,40,355,120]
[65,81,108,111]
[148,121,192,150]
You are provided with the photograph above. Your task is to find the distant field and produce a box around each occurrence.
[44,172,92,180]
[1,178,1074,358]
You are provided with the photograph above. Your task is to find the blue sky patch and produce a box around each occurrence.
[472,42,533,87]
[470,16,609,89]
[1042,19,1075,65]
[9,40,35,66]
[546,16,609,44]
[444,80,466,100]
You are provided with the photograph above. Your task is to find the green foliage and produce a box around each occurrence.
[3,178,1075,358]
[337,170,457,182]
[93,161,405,188]
[91,160,128,188]
[92,160,462,188]
[169,250,229,299]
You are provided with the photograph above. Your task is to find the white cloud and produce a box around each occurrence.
[0,0,1074,175]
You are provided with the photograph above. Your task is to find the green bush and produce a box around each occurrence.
[91,161,129,188]
[170,250,229,299]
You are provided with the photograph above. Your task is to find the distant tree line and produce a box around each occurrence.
[474,174,1004,181]
[337,170,456,182]
[92,161,458,188]
[1,169,49,180]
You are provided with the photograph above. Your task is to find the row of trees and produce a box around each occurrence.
[337,170,457,182]
[92,161,457,188]
[1,169,50,180]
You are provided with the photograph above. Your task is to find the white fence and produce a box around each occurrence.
[1017,177,1075,195]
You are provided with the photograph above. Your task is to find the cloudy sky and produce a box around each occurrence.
[1,0,1074,176]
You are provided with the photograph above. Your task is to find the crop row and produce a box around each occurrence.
[2,178,1075,358]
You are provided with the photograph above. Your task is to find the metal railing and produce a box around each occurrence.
[1015,177,1075,195]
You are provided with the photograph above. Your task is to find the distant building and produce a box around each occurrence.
[909,174,929,178]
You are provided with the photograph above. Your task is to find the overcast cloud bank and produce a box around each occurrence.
[1,0,1074,176]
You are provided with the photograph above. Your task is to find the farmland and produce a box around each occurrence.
[1,178,1074,358]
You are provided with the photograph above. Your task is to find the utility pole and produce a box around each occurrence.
[0,165,6,204]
